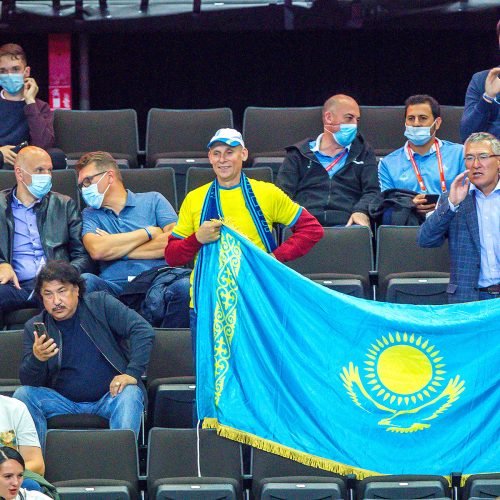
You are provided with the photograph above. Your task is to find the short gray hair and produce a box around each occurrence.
[464,132,500,155]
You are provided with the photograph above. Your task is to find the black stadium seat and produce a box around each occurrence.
[357,474,451,499]
[462,474,500,499]
[147,428,243,499]
[145,108,234,168]
[284,226,373,299]
[45,429,140,499]
[0,330,23,397]
[375,225,450,304]
[147,329,195,429]
[54,109,140,168]
[251,447,346,500]
[120,167,178,211]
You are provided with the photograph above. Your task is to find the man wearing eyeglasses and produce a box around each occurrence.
[0,146,92,323]
[418,132,500,303]
[76,151,190,328]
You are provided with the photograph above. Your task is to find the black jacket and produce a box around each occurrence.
[19,292,155,397]
[0,188,92,273]
[277,135,380,226]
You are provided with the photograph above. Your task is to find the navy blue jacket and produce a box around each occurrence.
[19,291,155,398]
[417,194,481,303]
[460,69,500,141]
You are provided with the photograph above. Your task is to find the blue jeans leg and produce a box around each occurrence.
[0,279,38,315]
[189,308,197,366]
[90,385,144,438]
[13,386,81,453]
[158,277,190,328]
[82,273,122,297]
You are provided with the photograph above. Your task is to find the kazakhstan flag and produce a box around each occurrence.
[196,226,499,478]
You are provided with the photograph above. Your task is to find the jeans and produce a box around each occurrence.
[83,273,190,328]
[14,385,144,453]
[0,279,39,315]
[82,273,122,297]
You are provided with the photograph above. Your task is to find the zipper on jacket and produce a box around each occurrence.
[80,323,123,374]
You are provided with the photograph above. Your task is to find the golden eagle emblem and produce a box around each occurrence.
[340,332,465,433]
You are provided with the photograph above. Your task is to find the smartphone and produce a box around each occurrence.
[424,194,440,204]
[34,322,51,340]
[11,141,28,154]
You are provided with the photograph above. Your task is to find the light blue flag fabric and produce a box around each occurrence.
[196,226,500,478]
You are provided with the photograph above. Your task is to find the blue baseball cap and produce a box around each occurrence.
[207,128,245,149]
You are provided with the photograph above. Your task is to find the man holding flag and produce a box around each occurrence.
[165,128,324,351]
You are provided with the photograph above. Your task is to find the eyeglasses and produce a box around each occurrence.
[464,154,499,164]
[78,170,109,189]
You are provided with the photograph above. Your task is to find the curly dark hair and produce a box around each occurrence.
[35,260,86,299]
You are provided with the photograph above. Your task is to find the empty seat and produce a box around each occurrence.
[145,108,234,168]
[120,167,178,211]
[376,225,450,303]
[357,475,450,499]
[0,169,79,208]
[147,329,194,429]
[54,109,140,168]
[251,447,346,500]
[284,226,373,298]
[439,106,464,144]
[0,330,23,397]
[358,106,406,156]
[242,106,322,160]
[147,427,243,499]
[45,429,140,499]
[185,166,273,197]
[462,473,500,499]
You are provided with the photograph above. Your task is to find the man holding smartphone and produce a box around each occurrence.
[377,95,465,225]
[14,260,154,452]
[0,43,55,169]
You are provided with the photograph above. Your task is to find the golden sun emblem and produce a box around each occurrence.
[340,332,465,433]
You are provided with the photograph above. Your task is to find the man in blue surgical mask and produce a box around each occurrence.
[277,94,379,227]
[378,95,465,223]
[0,146,92,323]
[0,43,55,168]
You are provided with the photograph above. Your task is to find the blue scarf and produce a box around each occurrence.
[193,173,276,311]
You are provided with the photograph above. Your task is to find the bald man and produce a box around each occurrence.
[0,146,92,318]
[277,94,379,227]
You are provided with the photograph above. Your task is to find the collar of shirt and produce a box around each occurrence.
[103,189,137,214]
[11,187,41,210]
[0,89,25,101]
[469,177,500,197]
[403,138,443,160]
[310,133,351,155]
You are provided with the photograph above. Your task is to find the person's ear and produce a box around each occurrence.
[241,148,249,162]
[24,66,31,78]
[433,117,442,133]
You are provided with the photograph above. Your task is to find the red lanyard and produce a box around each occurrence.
[325,148,348,172]
[407,140,447,193]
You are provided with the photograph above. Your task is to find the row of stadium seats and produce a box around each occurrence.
[0,222,450,330]
[40,427,500,499]
[18,105,464,170]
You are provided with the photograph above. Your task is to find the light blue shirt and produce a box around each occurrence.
[309,133,350,178]
[82,190,177,285]
[378,139,465,193]
[470,178,500,287]
[10,190,46,282]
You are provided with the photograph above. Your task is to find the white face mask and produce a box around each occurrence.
[404,119,437,146]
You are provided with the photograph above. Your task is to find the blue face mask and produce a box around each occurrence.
[21,169,52,199]
[332,124,358,147]
[404,120,437,146]
[82,172,110,209]
[0,73,25,95]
